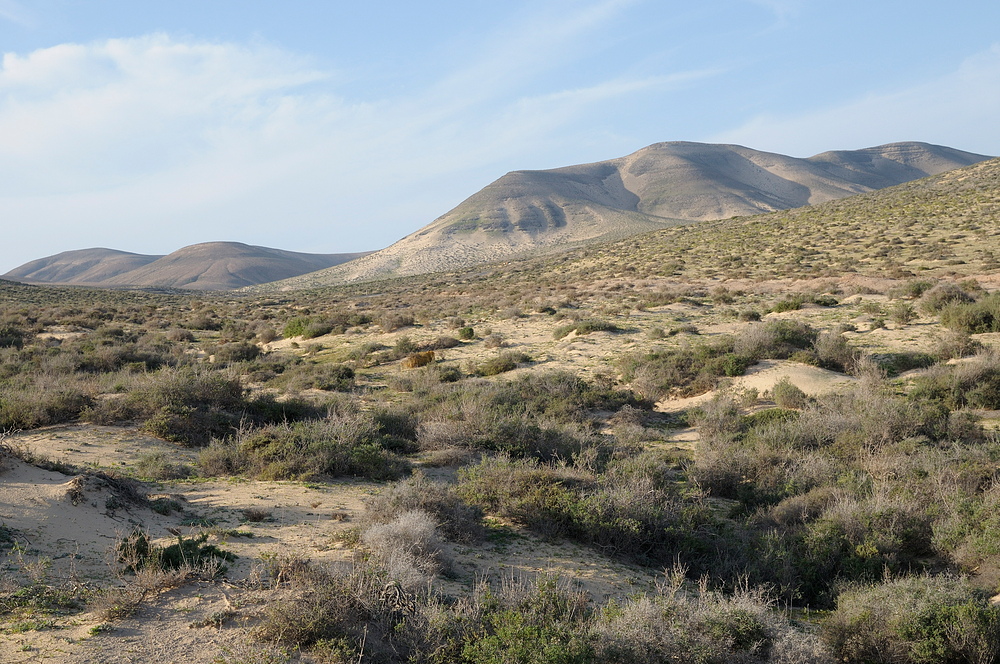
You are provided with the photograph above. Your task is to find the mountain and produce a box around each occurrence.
[4,242,371,291]
[500,154,1000,285]
[4,248,162,285]
[275,141,990,289]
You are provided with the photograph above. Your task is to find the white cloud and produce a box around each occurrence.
[712,44,1000,157]
[0,3,671,271]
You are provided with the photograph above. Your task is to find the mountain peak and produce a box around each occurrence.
[273,141,988,289]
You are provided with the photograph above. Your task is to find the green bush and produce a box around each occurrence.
[771,377,807,409]
[282,317,310,338]
[939,292,1000,333]
[457,455,719,567]
[117,530,235,575]
[198,416,412,481]
[822,575,1000,664]
[920,283,976,314]
[283,362,355,392]
[619,339,753,399]
[475,351,531,377]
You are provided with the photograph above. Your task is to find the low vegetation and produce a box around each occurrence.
[4,160,1000,661]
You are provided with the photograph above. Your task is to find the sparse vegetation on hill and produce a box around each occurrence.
[5,156,1000,662]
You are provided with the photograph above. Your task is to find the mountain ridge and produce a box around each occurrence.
[4,242,372,291]
[269,140,991,289]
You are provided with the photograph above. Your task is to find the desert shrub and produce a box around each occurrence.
[939,292,1000,333]
[771,378,807,409]
[771,294,807,312]
[822,574,1000,664]
[198,416,411,481]
[241,507,272,522]
[483,333,507,349]
[361,510,447,588]
[346,341,386,365]
[895,279,936,299]
[920,283,976,314]
[0,379,93,429]
[133,451,192,480]
[282,317,309,338]
[811,330,860,373]
[254,562,402,658]
[457,326,475,340]
[553,320,620,340]
[302,321,333,339]
[256,326,278,344]
[457,455,719,567]
[910,352,1000,410]
[0,325,27,349]
[415,372,639,461]
[389,335,419,358]
[364,474,485,543]
[82,368,320,445]
[873,351,936,376]
[116,529,234,575]
[282,362,355,391]
[889,301,917,325]
[426,335,461,350]
[620,339,752,399]
[380,312,415,333]
[734,320,818,361]
[213,342,261,364]
[474,350,531,376]
[593,571,832,664]
[933,330,982,360]
[165,328,195,342]
[458,583,594,664]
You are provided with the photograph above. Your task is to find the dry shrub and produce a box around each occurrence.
[401,351,435,369]
[380,312,415,333]
[361,510,448,588]
[133,450,192,480]
[920,282,976,314]
[363,473,485,543]
[593,567,834,664]
[241,507,273,522]
[253,561,406,660]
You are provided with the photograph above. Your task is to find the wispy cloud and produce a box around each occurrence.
[745,0,802,26]
[0,0,32,27]
[0,2,678,270]
[711,44,1000,156]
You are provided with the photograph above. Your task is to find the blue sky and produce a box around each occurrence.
[1,0,998,272]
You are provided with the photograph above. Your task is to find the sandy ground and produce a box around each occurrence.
[0,422,658,663]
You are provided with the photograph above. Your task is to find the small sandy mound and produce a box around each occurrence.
[658,359,858,412]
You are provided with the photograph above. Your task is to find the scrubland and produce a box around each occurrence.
[3,160,1000,662]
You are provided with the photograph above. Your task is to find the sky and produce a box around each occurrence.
[0,0,998,273]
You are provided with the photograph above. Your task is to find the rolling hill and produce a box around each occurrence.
[276,141,989,289]
[4,242,371,291]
